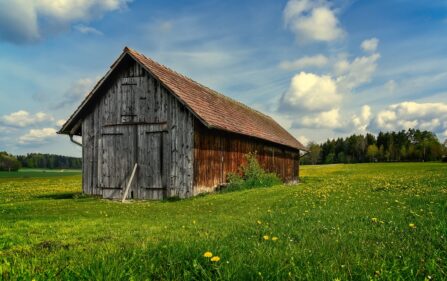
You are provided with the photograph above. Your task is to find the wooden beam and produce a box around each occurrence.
[70,119,82,135]
[122,163,138,203]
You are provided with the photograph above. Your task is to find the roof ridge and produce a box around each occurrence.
[58,46,305,150]
[129,48,274,122]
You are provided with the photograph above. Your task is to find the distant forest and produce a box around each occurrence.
[0,152,82,171]
[302,129,447,165]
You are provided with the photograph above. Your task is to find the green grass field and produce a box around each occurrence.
[0,169,81,179]
[0,163,446,280]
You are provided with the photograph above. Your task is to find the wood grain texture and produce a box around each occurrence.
[81,59,193,200]
[193,121,300,194]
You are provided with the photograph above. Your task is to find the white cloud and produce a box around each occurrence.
[35,0,129,21]
[278,37,382,136]
[369,102,447,135]
[19,127,57,145]
[1,110,54,127]
[333,39,381,92]
[293,108,342,129]
[283,0,344,43]
[280,72,341,112]
[351,105,372,133]
[74,24,103,35]
[56,119,66,127]
[335,53,380,91]
[279,54,328,70]
[0,0,131,44]
[361,38,379,52]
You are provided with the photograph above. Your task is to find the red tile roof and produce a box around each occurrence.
[60,47,306,151]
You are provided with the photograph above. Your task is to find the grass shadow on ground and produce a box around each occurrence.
[35,192,85,200]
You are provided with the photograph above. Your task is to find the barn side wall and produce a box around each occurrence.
[81,58,194,199]
[193,121,300,194]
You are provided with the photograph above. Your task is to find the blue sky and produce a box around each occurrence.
[0,0,446,156]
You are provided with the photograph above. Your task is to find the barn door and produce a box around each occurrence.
[137,123,168,200]
[99,125,137,199]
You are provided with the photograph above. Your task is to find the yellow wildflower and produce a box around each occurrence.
[263,235,270,240]
[409,223,416,229]
[203,251,213,258]
[257,220,262,224]
[371,218,378,223]
[210,256,220,262]
[272,236,278,241]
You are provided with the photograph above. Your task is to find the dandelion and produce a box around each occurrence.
[409,223,416,229]
[210,256,220,262]
[263,235,270,240]
[203,251,213,258]
[272,236,278,241]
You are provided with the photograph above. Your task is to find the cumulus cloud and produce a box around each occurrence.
[279,54,328,70]
[351,105,372,133]
[0,0,131,44]
[292,108,341,129]
[74,24,103,35]
[280,72,341,112]
[361,38,379,52]
[369,102,447,135]
[55,78,95,108]
[1,110,54,127]
[279,39,381,135]
[18,127,57,145]
[283,0,344,43]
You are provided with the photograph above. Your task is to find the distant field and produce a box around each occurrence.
[0,163,446,280]
[0,169,81,178]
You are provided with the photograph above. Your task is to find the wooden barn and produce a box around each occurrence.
[59,47,306,200]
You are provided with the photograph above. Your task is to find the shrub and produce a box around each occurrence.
[226,152,281,191]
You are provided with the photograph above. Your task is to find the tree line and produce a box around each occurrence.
[302,129,447,165]
[0,152,82,171]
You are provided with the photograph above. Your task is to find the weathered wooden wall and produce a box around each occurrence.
[81,55,299,199]
[82,57,194,199]
[193,121,300,193]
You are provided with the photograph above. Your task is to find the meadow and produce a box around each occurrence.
[0,163,446,280]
